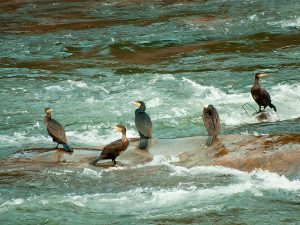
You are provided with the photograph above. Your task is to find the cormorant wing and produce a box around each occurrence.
[47,119,67,143]
[202,113,215,136]
[101,139,123,156]
[211,107,220,130]
[262,89,271,103]
[135,112,152,138]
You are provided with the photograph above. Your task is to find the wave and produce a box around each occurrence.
[0,132,49,147]
[135,154,300,192]
[169,165,300,191]
[281,17,300,29]
[44,85,70,91]
[67,80,88,89]
[0,198,24,208]
[2,167,299,214]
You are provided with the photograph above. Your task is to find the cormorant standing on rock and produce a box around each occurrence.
[90,125,129,166]
[202,105,220,146]
[133,101,152,149]
[251,73,277,113]
[44,108,73,152]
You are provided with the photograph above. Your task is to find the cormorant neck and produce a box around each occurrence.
[121,131,127,142]
[254,77,260,86]
[44,113,51,123]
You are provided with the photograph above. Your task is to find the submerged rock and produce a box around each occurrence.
[256,111,271,121]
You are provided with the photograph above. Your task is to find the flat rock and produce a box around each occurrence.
[6,134,300,175]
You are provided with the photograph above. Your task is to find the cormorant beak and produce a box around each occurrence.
[133,101,141,107]
[114,126,122,132]
[258,73,268,78]
[46,108,54,113]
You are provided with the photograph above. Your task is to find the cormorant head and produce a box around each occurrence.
[45,108,53,114]
[133,101,146,111]
[114,124,126,134]
[203,104,214,115]
[255,73,267,79]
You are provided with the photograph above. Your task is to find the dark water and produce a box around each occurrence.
[1,0,300,224]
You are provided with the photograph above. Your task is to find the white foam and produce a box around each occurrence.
[0,198,24,207]
[139,155,180,168]
[71,195,87,207]
[32,121,40,129]
[249,170,300,191]
[82,168,103,178]
[46,168,103,179]
[182,77,300,125]
[169,165,300,191]
[169,165,245,177]
[221,110,256,125]
[85,96,101,104]
[3,170,299,215]
[49,169,73,176]
[149,73,176,84]
[147,98,163,108]
[281,17,300,29]
[68,80,88,88]
[98,86,110,94]
[0,198,24,212]
[249,14,258,21]
[170,107,189,117]
[182,77,249,103]
[190,204,223,213]
[44,85,66,91]
[66,128,136,146]
[270,83,300,118]
[0,132,48,146]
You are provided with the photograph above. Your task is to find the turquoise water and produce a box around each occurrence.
[1,0,300,224]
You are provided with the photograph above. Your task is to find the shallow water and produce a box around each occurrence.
[1,0,300,224]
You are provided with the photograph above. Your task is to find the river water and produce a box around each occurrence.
[1,0,300,224]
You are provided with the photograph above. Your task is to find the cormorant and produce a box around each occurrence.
[44,108,73,152]
[202,105,220,146]
[251,73,277,113]
[90,125,129,165]
[133,101,152,149]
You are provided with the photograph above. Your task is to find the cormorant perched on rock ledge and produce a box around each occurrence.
[251,73,277,113]
[133,101,152,149]
[90,125,129,166]
[202,105,220,146]
[44,108,73,152]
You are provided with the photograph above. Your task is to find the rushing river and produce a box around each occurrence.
[1,0,300,224]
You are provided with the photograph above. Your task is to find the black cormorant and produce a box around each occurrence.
[202,105,220,146]
[133,101,152,149]
[251,73,277,113]
[90,125,129,165]
[44,108,73,152]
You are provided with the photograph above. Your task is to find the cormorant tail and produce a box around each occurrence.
[205,136,215,147]
[139,138,148,149]
[89,157,100,166]
[269,103,277,112]
[62,144,73,152]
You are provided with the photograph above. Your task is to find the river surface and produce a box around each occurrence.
[1,0,300,224]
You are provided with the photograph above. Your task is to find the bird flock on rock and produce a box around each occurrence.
[44,73,276,165]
